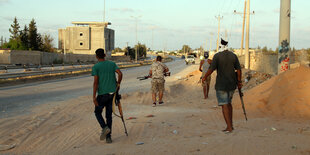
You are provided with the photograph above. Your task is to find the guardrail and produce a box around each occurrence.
[0,60,157,83]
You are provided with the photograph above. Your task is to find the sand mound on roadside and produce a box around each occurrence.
[245,66,310,118]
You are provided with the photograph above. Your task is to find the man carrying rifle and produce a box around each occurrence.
[149,56,169,107]
[202,39,242,133]
[92,48,123,143]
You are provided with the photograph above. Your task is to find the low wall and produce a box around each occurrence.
[0,50,131,65]
[64,54,97,63]
[249,52,278,74]
[290,50,309,64]
[10,50,41,65]
[41,52,63,65]
[238,50,309,75]
[109,56,131,62]
[237,51,278,74]
[0,50,10,64]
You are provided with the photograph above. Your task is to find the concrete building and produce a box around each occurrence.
[58,22,114,57]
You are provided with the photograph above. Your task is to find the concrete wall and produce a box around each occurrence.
[290,50,309,64]
[109,56,131,62]
[237,50,309,74]
[10,50,41,65]
[0,50,99,65]
[41,52,63,65]
[237,51,278,74]
[0,50,11,64]
[249,52,278,74]
[64,53,97,63]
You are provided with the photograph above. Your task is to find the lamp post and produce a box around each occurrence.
[103,0,105,22]
[209,32,214,52]
[131,15,142,62]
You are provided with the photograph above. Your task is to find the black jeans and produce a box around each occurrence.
[94,94,113,138]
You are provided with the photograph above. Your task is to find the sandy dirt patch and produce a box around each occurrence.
[0,66,310,155]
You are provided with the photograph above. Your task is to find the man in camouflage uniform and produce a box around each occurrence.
[149,56,169,107]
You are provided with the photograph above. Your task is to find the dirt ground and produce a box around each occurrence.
[0,66,310,155]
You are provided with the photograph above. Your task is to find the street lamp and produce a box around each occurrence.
[150,26,156,60]
[131,15,142,62]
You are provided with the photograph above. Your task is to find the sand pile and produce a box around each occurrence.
[244,66,310,118]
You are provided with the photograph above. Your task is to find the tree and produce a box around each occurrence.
[9,17,20,41]
[1,39,23,50]
[28,18,40,50]
[125,46,136,60]
[0,36,3,47]
[262,46,268,53]
[41,34,54,52]
[112,47,123,54]
[20,25,29,49]
[135,43,147,58]
[181,45,191,54]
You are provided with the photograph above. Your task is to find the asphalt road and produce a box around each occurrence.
[0,58,197,118]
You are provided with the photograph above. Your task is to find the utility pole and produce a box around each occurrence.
[234,0,254,57]
[209,38,211,52]
[241,0,246,55]
[225,29,228,40]
[215,15,223,52]
[209,32,214,52]
[151,27,155,51]
[206,40,208,52]
[103,0,106,22]
[278,0,291,74]
[63,31,66,63]
[152,29,154,51]
[131,15,142,62]
[245,0,251,69]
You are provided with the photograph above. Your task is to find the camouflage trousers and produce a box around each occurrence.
[151,78,165,93]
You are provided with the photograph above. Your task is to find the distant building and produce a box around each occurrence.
[58,22,115,57]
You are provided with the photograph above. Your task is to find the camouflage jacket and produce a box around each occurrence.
[151,61,168,80]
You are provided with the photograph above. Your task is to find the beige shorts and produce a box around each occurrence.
[151,79,165,93]
[202,76,211,87]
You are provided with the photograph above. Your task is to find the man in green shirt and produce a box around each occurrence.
[92,48,123,143]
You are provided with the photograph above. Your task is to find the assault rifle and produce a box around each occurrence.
[236,72,248,121]
[112,86,128,136]
[137,72,171,81]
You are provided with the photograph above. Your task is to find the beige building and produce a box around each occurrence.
[58,22,114,57]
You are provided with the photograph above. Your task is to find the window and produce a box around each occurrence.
[80,32,83,36]
[80,42,83,46]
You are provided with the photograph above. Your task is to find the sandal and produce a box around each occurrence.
[152,102,156,107]
[159,101,164,105]
[223,130,233,134]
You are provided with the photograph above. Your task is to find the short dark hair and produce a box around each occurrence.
[156,55,162,61]
[95,48,105,59]
[204,52,209,59]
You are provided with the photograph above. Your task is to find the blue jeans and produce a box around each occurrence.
[216,90,235,106]
[94,94,113,138]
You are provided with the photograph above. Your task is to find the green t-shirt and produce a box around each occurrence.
[91,60,119,95]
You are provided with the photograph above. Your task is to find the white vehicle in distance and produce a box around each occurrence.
[185,55,195,65]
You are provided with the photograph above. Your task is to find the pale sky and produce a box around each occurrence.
[0,0,309,51]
